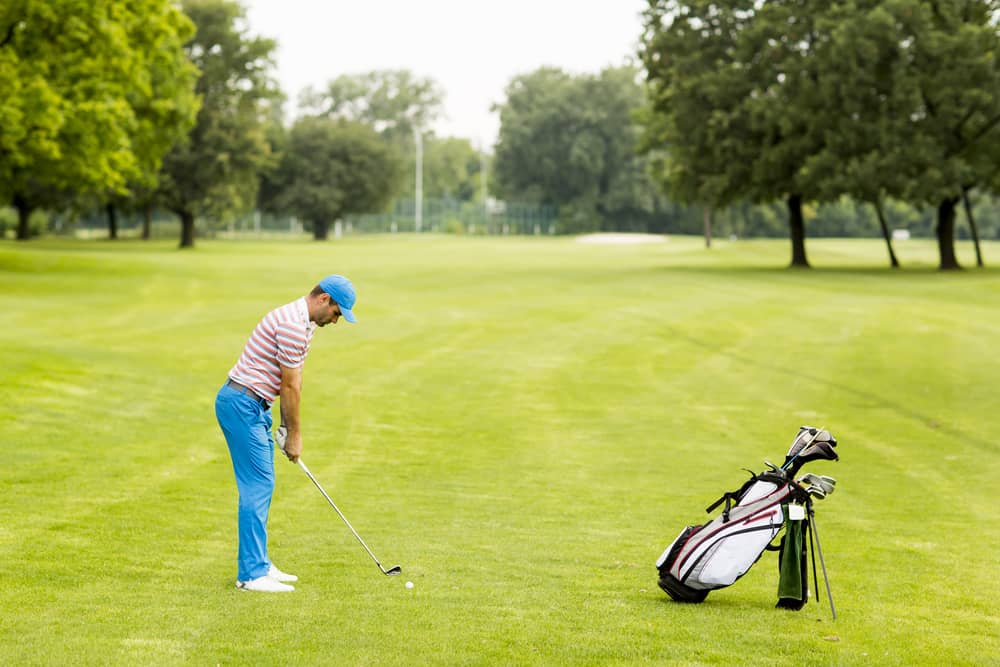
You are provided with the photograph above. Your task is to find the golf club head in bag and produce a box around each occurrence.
[797,473,836,499]
[783,426,838,475]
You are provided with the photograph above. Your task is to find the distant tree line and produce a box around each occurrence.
[0,0,484,247]
[3,0,1000,268]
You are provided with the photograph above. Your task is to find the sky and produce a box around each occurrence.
[241,0,647,147]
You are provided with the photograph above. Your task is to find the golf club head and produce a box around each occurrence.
[384,565,402,576]
[799,473,836,495]
[804,483,827,499]
[763,460,784,475]
[784,426,838,474]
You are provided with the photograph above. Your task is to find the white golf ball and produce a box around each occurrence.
[405,581,414,589]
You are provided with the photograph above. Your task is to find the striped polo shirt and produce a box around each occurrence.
[228,297,316,402]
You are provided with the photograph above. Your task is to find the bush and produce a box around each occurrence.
[0,208,15,239]
[0,207,49,237]
[28,210,49,237]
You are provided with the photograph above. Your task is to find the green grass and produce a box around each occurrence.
[1,234,997,666]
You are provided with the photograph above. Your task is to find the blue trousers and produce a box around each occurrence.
[215,383,275,582]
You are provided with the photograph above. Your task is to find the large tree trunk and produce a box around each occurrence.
[141,204,152,240]
[313,219,329,240]
[961,188,984,268]
[873,199,900,268]
[13,193,32,241]
[106,203,118,240]
[787,193,810,268]
[936,197,961,270]
[179,210,196,248]
[703,206,713,248]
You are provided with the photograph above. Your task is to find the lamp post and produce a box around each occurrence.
[479,139,488,233]
[414,126,423,233]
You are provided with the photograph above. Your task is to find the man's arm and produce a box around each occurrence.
[279,364,303,461]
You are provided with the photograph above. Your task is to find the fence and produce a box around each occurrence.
[55,198,560,240]
[346,198,559,236]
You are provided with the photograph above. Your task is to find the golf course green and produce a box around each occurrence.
[1,234,997,665]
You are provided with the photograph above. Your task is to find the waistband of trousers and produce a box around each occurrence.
[225,378,272,409]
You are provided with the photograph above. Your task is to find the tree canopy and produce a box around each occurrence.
[0,0,199,239]
[299,69,444,145]
[493,65,664,233]
[639,0,1000,269]
[419,136,483,201]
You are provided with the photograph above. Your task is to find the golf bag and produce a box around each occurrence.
[655,426,838,609]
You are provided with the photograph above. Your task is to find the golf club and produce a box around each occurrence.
[803,483,827,499]
[781,426,825,471]
[296,459,401,576]
[798,473,836,496]
[782,426,838,475]
[276,427,400,576]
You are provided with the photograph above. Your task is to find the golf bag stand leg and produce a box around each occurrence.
[809,507,837,620]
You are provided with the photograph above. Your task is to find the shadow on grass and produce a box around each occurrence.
[642,263,1000,279]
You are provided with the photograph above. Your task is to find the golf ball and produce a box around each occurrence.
[405,581,414,589]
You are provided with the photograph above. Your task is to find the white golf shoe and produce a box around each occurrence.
[236,575,294,592]
[267,564,298,583]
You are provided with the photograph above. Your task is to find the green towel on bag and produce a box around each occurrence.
[777,509,807,609]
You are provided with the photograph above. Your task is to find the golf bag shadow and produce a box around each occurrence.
[655,426,838,609]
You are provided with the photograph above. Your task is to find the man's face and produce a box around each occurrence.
[317,295,342,326]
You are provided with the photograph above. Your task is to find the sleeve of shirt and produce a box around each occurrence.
[275,321,308,368]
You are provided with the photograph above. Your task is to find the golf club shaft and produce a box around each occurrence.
[297,458,398,575]
[809,511,837,620]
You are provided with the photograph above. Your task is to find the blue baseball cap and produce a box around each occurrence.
[319,275,357,323]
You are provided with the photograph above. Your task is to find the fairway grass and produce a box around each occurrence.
[1,235,998,666]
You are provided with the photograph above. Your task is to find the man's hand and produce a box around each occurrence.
[275,425,301,462]
[282,430,302,462]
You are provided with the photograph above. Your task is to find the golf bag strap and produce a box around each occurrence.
[705,491,739,521]
[705,471,782,519]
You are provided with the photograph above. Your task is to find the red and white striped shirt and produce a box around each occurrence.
[228,297,316,402]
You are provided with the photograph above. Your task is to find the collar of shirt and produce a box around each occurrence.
[295,296,316,333]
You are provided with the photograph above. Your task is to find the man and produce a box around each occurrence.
[215,275,357,592]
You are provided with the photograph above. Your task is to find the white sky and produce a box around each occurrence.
[241,1,647,147]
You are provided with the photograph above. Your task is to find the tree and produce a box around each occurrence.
[494,65,663,233]
[787,0,908,267]
[898,0,1000,269]
[158,0,278,248]
[804,0,1000,270]
[0,0,198,240]
[255,101,289,217]
[638,1,758,211]
[271,117,403,240]
[639,1,825,258]
[299,69,444,145]
[96,0,201,240]
[420,136,483,201]
[640,0,1000,270]
[299,69,445,206]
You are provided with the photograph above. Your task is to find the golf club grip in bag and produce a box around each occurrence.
[656,472,810,603]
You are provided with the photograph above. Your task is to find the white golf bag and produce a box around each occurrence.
[656,426,838,606]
